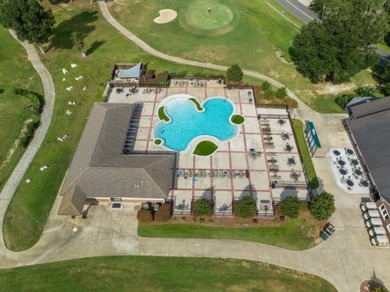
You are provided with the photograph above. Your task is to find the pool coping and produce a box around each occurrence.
[152,94,243,156]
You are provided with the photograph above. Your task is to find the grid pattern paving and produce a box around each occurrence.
[108,82,308,216]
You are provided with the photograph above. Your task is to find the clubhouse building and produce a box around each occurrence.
[345,97,390,240]
[58,103,176,216]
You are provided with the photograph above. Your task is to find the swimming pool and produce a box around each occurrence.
[153,96,241,152]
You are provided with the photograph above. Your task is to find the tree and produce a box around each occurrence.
[280,196,300,218]
[355,85,376,96]
[290,0,388,83]
[263,89,274,100]
[261,81,271,91]
[0,0,55,53]
[72,32,87,58]
[226,64,243,82]
[236,196,256,218]
[335,94,354,109]
[308,191,335,220]
[194,199,212,216]
[275,87,287,99]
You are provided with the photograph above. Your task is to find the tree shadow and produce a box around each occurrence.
[85,40,105,56]
[279,187,299,201]
[200,186,214,201]
[312,176,324,197]
[50,10,99,50]
[370,269,386,288]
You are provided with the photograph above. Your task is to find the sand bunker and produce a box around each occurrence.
[154,9,177,24]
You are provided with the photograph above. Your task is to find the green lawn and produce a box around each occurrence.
[139,217,317,250]
[231,114,244,124]
[2,7,223,252]
[189,97,203,110]
[158,106,169,121]
[193,140,219,156]
[111,0,377,112]
[0,256,336,291]
[292,119,319,189]
[0,28,43,193]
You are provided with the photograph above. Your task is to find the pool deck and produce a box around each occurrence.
[108,82,308,216]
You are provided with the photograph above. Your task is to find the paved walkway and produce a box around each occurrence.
[0,31,55,248]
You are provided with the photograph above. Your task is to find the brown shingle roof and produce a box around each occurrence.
[58,103,175,216]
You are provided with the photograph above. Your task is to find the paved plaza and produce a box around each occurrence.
[108,81,308,216]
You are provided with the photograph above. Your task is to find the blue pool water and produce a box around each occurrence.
[154,97,239,151]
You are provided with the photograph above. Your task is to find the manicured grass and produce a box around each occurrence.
[0,28,42,193]
[184,0,234,31]
[0,256,336,291]
[193,140,218,156]
[111,0,377,113]
[189,97,203,110]
[158,106,170,121]
[292,119,319,189]
[139,218,318,250]
[231,114,244,124]
[2,7,224,251]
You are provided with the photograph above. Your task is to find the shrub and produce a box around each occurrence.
[194,198,212,216]
[335,94,354,109]
[154,203,171,222]
[280,196,300,218]
[385,32,390,47]
[169,70,187,78]
[252,218,258,223]
[263,89,274,100]
[20,118,41,148]
[193,71,206,78]
[261,81,271,91]
[275,87,287,99]
[226,64,243,81]
[137,209,153,223]
[308,191,335,220]
[236,196,257,218]
[356,85,376,97]
[0,88,4,94]
[382,82,390,96]
[284,97,298,108]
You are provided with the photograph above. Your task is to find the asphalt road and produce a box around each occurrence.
[276,0,320,23]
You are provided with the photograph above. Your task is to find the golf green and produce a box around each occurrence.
[184,0,234,30]
[178,0,240,36]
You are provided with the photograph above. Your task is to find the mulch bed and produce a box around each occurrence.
[360,280,388,292]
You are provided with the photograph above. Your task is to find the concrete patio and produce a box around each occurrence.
[108,83,309,216]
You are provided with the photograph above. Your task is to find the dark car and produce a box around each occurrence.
[320,223,335,240]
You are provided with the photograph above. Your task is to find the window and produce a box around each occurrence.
[380,204,389,220]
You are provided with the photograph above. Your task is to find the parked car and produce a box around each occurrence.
[320,223,335,240]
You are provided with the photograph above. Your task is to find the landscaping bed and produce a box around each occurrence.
[292,119,319,189]
[138,205,322,250]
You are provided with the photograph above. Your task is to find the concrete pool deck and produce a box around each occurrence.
[108,82,309,216]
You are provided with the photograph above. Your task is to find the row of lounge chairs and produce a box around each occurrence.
[178,169,248,178]
[123,104,142,154]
